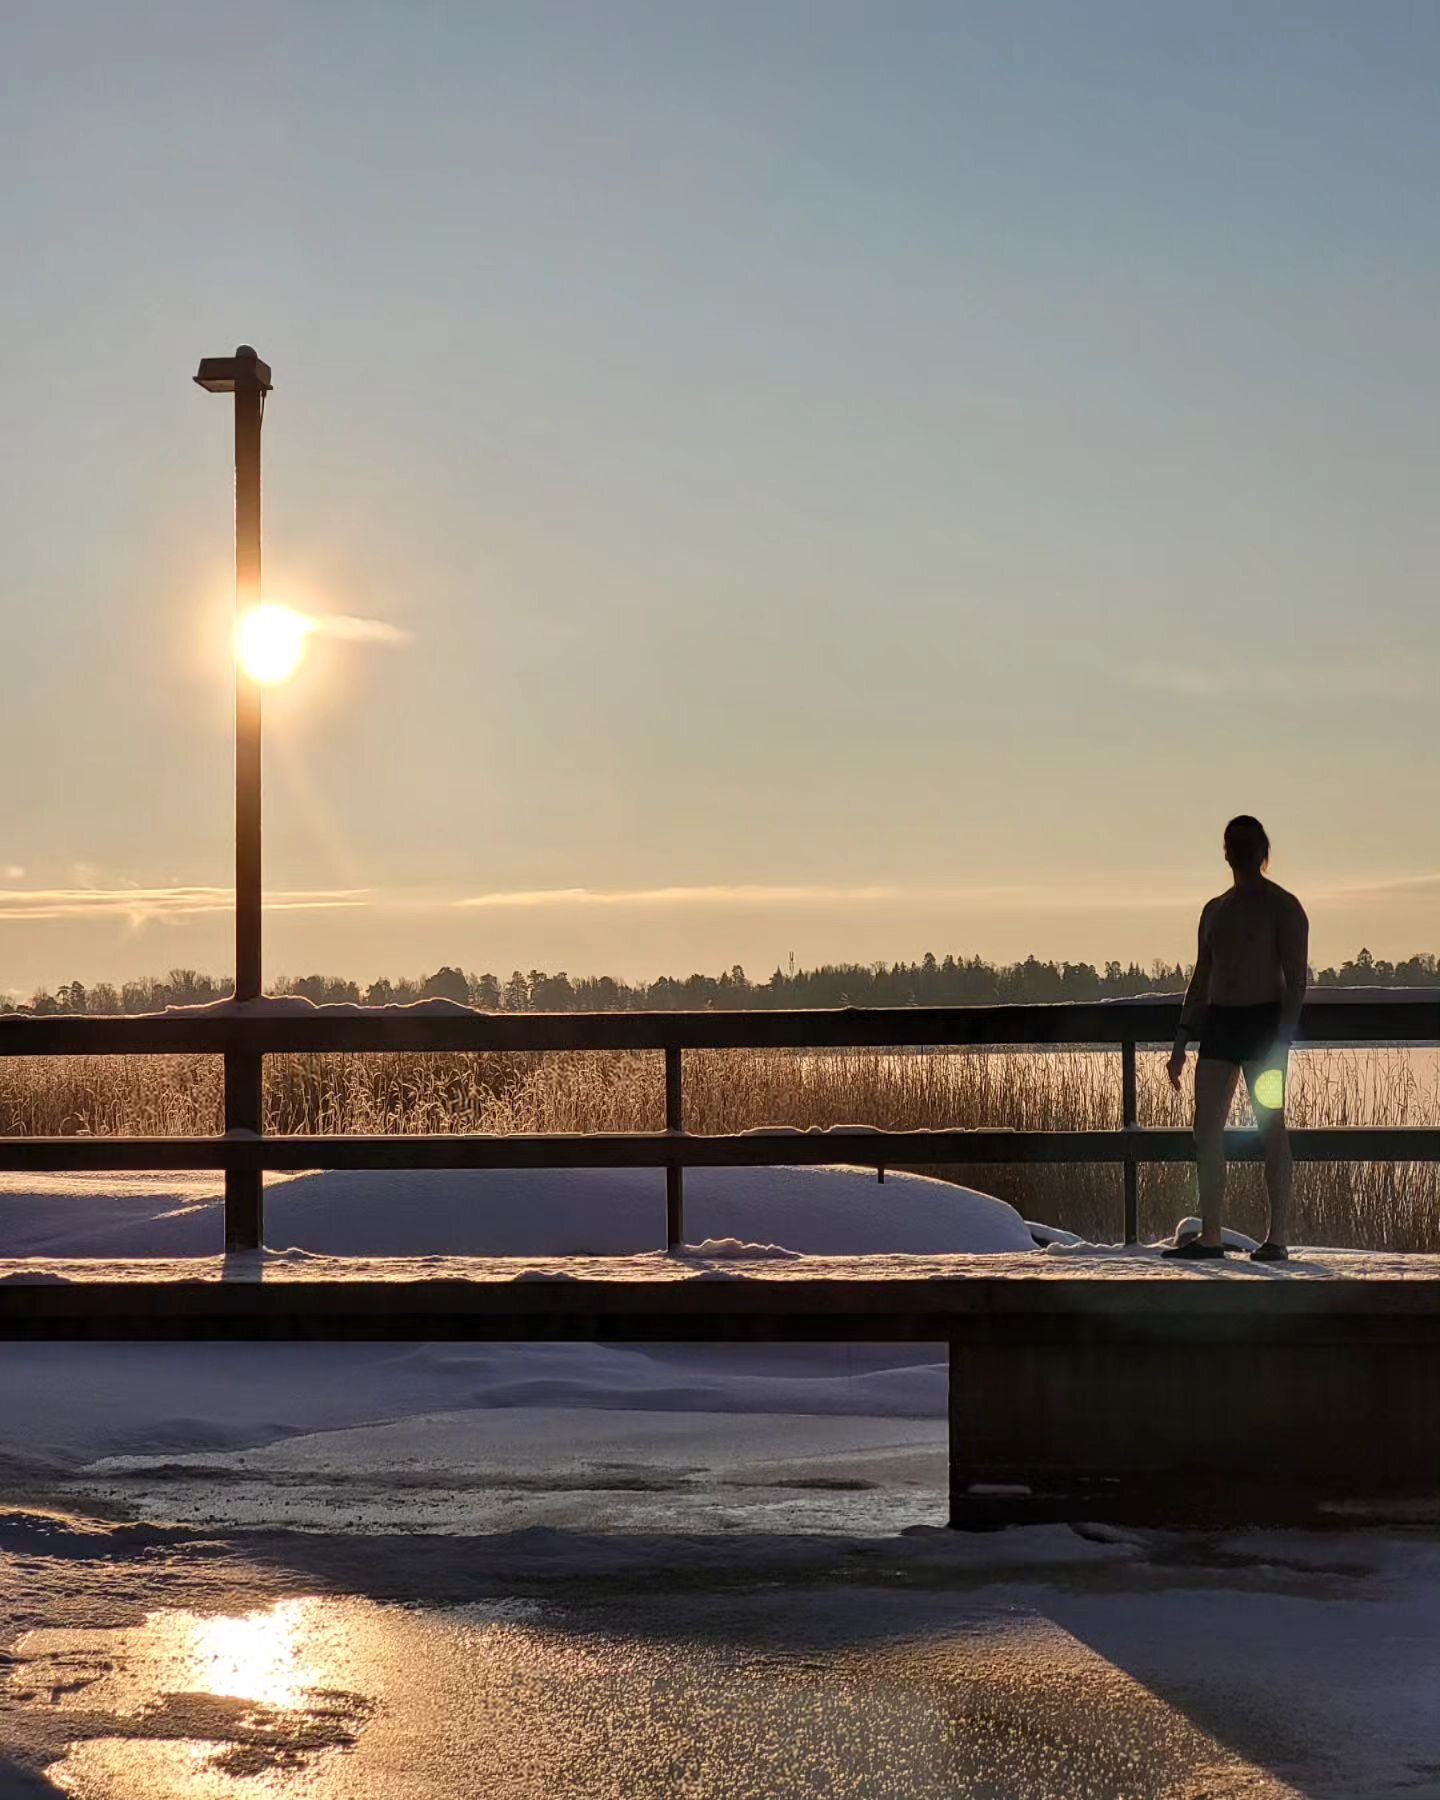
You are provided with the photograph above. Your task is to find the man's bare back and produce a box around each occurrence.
[1164,815,1308,1261]
[1196,879,1308,1012]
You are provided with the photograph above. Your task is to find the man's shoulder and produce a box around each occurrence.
[1264,880,1308,922]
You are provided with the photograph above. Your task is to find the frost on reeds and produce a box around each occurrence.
[1,1046,1436,1251]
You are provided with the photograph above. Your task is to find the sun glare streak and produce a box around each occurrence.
[238,604,310,684]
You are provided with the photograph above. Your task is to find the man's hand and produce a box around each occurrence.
[1166,1047,1187,1091]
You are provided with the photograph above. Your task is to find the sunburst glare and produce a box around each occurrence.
[238,604,310,684]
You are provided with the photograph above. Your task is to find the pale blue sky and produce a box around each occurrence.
[3,1,1438,991]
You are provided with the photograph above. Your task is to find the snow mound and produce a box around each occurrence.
[675,1238,803,1261]
[0,1163,1036,1259]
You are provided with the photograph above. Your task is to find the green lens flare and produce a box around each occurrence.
[1253,1067,1286,1111]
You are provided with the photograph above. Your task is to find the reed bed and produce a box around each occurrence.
[1,1046,1436,1251]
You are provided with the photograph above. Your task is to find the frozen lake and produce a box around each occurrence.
[3,1163,1438,1796]
[5,1514,1440,1799]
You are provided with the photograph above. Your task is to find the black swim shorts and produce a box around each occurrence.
[1198,1001,1282,1066]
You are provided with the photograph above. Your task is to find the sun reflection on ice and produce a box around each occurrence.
[12,1592,1308,1799]
[178,1600,321,1711]
[11,1597,377,1797]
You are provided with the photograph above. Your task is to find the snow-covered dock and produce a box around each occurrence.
[4,1240,1438,1529]
[3,1163,1438,1528]
[2,1243,1438,1291]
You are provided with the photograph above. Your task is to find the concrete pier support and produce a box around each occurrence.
[949,1332,1440,1527]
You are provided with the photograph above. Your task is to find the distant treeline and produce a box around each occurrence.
[6,946,1438,1016]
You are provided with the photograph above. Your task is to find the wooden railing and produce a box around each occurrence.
[3,993,1438,1251]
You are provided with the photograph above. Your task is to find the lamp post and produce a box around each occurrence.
[195,344,273,1250]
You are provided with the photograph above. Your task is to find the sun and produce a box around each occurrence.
[238,604,310,684]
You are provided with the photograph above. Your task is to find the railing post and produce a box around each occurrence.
[1121,1035,1139,1245]
[947,1338,964,1528]
[224,1046,263,1252]
[665,1044,684,1250]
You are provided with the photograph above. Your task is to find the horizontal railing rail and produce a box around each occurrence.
[1,1126,1439,1173]
[3,993,1438,1250]
[2,995,1439,1054]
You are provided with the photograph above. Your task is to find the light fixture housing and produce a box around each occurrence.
[194,345,273,394]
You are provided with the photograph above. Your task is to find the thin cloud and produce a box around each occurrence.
[1311,871,1440,902]
[453,876,1440,920]
[456,883,912,909]
[1,865,24,881]
[0,886,368,924]
[452,881,1200,912]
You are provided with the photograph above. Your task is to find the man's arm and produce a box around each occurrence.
[1167,907,1212,1086]
[1176,907,1213,1047]
[1278,896,1309,1043]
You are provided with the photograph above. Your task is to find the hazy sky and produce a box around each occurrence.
[3,1,1438,994]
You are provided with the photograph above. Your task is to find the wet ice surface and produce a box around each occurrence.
[4,1522,1440,1799]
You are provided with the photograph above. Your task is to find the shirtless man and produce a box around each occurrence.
[1163,815,1309,1262]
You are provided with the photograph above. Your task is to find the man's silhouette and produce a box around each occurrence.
[1163,815,1308,1261]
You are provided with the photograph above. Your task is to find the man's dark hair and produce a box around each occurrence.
[1224,814,1270,874]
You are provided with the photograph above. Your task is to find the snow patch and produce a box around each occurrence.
[157,994,481,1019]
[675,1238,803,1261]
[1026,1222,1084,1247]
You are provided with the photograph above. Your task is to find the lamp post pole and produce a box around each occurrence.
[195,344,273,1250]
[232,349,265,1003]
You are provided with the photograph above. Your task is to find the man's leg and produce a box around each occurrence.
[1193,1058,1239,1246]
[1244,1061,1292,1249]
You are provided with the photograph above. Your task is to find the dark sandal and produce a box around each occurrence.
[1250,1242,1290,1263]
[1161,1239,1229,1259]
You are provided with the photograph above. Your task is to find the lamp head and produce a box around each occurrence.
[194,345,273,393]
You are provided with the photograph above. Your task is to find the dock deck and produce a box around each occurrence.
[2,1247,1438,1338]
